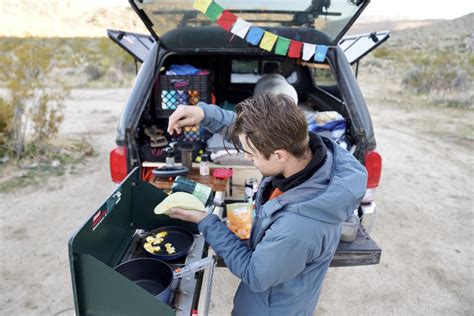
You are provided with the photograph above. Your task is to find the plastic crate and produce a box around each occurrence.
[157,74,211,145]
[159,74,211,110]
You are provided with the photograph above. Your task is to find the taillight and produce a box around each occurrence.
[110,146,128,183]
[365,150,382,189]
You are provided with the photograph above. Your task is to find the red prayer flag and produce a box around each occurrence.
[288,40,303,58]
[217,10,238,31]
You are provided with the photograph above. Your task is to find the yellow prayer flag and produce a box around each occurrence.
[259,32,278,51]
[193,0,213,13]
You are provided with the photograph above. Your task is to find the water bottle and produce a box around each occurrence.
[171,176,224,207]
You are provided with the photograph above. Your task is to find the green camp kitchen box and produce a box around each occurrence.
[68,167,216,316]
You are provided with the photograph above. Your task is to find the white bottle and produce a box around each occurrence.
[199,153,210,176]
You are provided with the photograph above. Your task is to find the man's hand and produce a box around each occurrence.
[167,105,205,135]
[167,208,209,224]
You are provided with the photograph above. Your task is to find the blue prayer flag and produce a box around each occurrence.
[246,27,265,46]
[314,45,329,62]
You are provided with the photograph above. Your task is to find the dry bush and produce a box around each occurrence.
[401,51,470,94]
[0,96,14,156]
[0,38,70,158]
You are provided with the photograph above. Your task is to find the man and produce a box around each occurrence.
[167,93,367,315]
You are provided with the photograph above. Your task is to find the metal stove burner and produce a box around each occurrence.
[119,229,206,315]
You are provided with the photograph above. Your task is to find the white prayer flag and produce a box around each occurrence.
[302,43,316,61]
[231,18,252,39]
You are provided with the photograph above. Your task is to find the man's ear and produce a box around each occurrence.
[274,149,289,162]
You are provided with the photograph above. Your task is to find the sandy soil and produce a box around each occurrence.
[0,79,473,315]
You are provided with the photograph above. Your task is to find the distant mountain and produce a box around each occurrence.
[385,13,474,52]
[347,19,442,35]
[0,1,147,37]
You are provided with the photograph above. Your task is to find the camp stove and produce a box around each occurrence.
[118,229,208,314]
[68,168,217,316]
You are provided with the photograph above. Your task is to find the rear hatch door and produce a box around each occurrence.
[107,29,155,63]
[339,30,390,64]
[129,0,370,46]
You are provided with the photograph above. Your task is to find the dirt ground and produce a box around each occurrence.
[0,76,473,315]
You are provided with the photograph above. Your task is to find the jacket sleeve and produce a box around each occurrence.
[198,214,312,293]
[197,102,236,135]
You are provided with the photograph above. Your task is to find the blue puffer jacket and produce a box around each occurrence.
[197,103,368,315]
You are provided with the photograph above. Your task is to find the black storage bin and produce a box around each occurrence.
[158,74,211,112]
[156,73,212,145]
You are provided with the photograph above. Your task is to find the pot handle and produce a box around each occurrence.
[173,256,214,279]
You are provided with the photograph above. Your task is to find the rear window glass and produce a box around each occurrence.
[136,0,368,44]
[311,67,337,87]
[231,60,261,83]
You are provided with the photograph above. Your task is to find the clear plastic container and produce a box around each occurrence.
[341,214,360,242]
[178,143,194,170]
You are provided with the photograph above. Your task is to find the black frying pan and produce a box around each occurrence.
[142,226,194,261]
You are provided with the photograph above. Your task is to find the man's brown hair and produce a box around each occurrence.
[229,93,309,160]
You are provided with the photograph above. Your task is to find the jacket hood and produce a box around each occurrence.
[260,138,368,224]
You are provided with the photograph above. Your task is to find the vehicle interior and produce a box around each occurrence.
[135,51,357,169]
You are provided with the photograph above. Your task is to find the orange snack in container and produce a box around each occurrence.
[226,202,253,240]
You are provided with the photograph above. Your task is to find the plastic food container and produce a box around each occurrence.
[226,203,253,240]
[341,214,360,242]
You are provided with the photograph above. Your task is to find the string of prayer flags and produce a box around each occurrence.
[231,18,252,39]
[275,37,291,55]
[205,1,224,22]
[260,32,278,51]
[217,10,238,31]
[288,40,303,58]
[246,27,265,46]
[315,45,329,62]
[193,0,212,14]
[302,43,316,61]
[194,0,332,63]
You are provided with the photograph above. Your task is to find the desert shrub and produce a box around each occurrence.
[84,64,105,81]
[430,94,473,109]
[0,37,136,88]
[0,38,70,158]
[0,96,14,156]
[402,50,471,94]
[29,90,67,143]
[373,47,391,59]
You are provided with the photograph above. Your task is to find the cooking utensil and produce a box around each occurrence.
[142,226,194,261]
[114,257,214,304]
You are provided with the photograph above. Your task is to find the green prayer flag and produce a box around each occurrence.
[205,2,224,22]
[275,37,291,55]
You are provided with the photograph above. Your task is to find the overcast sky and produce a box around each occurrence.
[85,0,473,20]
[362,0,473,20]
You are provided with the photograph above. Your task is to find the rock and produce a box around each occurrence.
[0,156,9,164]
[51,160,61,168]
[15,171,28,178]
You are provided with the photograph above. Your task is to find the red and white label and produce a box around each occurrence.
[92,209,108,231]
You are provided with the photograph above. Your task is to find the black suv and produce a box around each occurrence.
[69,1,389,314]
[109,0,387,239]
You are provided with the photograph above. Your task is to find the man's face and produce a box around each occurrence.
[238,134,283,177]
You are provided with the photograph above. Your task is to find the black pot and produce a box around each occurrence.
[114,258,173,303]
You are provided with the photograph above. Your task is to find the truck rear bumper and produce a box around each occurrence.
[330,225,381,267]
